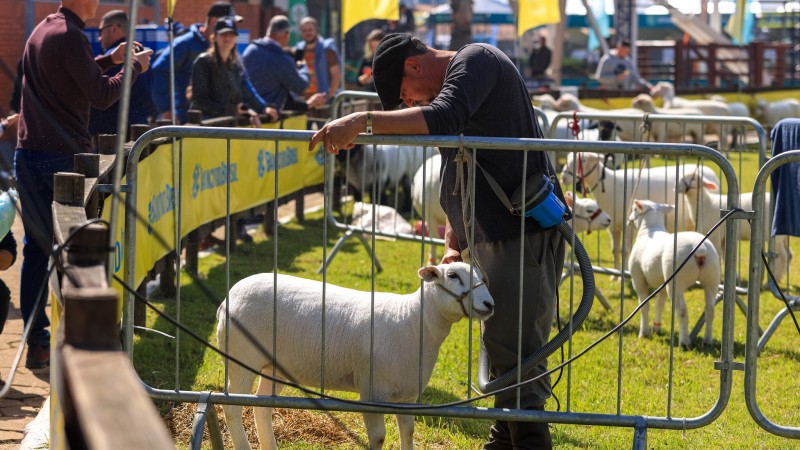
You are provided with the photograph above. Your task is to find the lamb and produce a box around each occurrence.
[338,144,430,213]
[675,169,793,286]
[628,199,721,348]
[216,262,494,450]
[555,93,645,143]
[564,191,611,235]
[631,93,705,143]
[560,152,719,273]
[411,153,446,262]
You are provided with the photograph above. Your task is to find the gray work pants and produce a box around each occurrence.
[473,226,565,408]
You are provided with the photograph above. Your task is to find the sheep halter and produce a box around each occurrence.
[435,280,486,318]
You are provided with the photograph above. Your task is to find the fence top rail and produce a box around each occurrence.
[551,111,766,129]
[130,126,737,192]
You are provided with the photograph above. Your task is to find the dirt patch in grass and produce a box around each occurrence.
[166,401,365,448]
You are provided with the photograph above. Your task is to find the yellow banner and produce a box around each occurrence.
[103,115,321,302]
[518,0,561,37]
[342,0,399,34]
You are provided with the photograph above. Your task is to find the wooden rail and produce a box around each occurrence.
[52,148,174,449]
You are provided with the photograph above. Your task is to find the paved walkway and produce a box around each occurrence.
[0,215,49,449]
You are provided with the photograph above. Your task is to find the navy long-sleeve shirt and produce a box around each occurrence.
[17,7,141,154]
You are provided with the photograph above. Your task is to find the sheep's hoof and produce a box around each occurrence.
[639,329,651,339]
[702,338,714,347]
[680,341,693,351]
[652,325,662,335]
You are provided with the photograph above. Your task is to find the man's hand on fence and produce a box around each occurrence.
[308,112,364,155]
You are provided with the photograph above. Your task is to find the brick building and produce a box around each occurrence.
[0,0,337,144]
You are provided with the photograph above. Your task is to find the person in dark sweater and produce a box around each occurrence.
[309,34,567,449]
[15,0,151,372]
[190,18,278,125]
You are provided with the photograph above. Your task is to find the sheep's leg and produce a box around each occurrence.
[254,371,283,450]
[671,288,691,349]
[395,414,415,450]
[630,271,651,338]
[703,286,717,347]
[362,412,387,449]
[222,365,256,450]
[769,235,792,288]
[652,289,668,335]
[609,229,622,281]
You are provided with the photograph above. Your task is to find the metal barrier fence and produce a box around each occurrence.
[121,124,758,449]
[746,149,800,438]
[548,111,780,341]
[319,91,551,273]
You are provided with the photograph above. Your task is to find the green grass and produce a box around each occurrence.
[134,152,800,449]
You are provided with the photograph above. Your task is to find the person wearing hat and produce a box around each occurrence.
[89,10,157,139]
[190,18,278,125]
[151,1,243,124]
[308,33,567,449]
[242,15,327,113]
[594,38,652,91]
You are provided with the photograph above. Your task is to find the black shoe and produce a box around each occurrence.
[25,344,50,372]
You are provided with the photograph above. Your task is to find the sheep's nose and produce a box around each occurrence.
[483,301,494,312]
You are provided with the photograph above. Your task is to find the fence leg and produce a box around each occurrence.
[632,417,647,450]
[295,189,306,223]
[190,392,224,450]
[185,229,199,276]
[317,229,383,274]
[160,253,177,298]
[757,298,800,353]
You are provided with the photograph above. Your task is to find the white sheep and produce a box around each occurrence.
[216,262,494,450]
[339,144,430,213]
[755,98,800,129]
[709,95,751,149]
[412,153,446,263]
[555,93,645,143]
[564,191,611,235]
[650,81,731,138]
[631,94,705,143]
[675,169,793,286]
[628,199,721,348]
[560,152,719,274]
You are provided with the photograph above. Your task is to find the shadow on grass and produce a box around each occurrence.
[132,216,361,396]
[418,386,492,439]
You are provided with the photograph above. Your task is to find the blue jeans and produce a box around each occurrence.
[14,149,74,346]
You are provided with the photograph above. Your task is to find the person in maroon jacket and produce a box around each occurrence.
[15,0,151,371]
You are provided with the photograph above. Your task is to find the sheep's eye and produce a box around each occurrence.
[586,207,596,214]
[447,272,459,279]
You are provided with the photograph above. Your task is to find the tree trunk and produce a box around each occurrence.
[450,0,473,50]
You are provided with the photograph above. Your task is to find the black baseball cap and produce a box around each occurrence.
[372,33,416,110]
[207,2,243,22]
[214,18,238,35]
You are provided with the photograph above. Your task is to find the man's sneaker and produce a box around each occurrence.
[25,344,50,372]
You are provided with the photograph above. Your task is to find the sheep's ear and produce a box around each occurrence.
[657,203,675,214]
[564,191,574,206]
[702,178,719,191]
[419,266,442,282]
[633,199,643,211]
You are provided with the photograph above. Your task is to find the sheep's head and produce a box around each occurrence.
[555,93,581,112]
[628,199,673,229]
[565,191,611,234]
[650,81,674,98]
[632,94,655,112]
[587,120,621,141]
[561,152,603,188]
[676,170,719,194]
[419,262,494,321]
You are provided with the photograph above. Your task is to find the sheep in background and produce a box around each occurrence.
[560,152,719,275]
[556,93,645,143]
[217,262,494,450]
[628,199,721,348]
[675,169,793,287]
[755,98,800,129]
[338,144,432,213]
[650,81,731,117]
[631,94,705,143]
[412,153,446,262]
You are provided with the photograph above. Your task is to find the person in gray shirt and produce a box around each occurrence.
[595,39,652,90]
